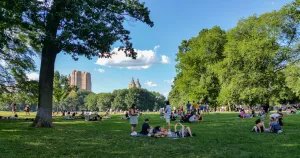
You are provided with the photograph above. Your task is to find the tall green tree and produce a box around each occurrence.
[97,93,114,112]
[216,2,299,106]
[0,0,153,127]
[53,71,74,111]
[86,93,98,111]
[173,26,226,107]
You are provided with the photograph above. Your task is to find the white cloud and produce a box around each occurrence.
[161,55,171,64]
[97,69,105,73]
[95,46,171,70]
[26,72,39,81]
[164,79,174,85]
[144,81,157,87]
[154,45,160,52]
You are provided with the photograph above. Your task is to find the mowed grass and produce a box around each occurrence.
[0,111,299,158]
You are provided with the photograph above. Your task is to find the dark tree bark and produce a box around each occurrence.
[32,1,63,127]
[33,44,58,127]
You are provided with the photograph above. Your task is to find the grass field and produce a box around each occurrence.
[0,111,299,158]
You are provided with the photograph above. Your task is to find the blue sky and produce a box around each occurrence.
[27,0,293,97]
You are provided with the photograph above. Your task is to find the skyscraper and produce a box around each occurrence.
[82,72,92,91]
[69,70,92,91]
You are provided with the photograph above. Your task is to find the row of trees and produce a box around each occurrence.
[86,88,166,111]
[0,0,154,127]
[0,70,166,112]
[169,1,300,109]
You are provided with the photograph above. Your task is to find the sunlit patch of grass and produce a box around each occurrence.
[25,142,46,146]
[1,129,24,132]
[282,144,300,147]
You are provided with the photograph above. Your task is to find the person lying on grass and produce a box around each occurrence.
[151,126,168,137]
[89,115,102,121]
[140,119,153,135]
[174,122,193,138]
[0,116,34,121]
[252,119,265,133]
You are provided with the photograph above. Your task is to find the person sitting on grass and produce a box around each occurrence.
[181,110,192,122]
[252,109,256,117]
[71,112,76,119]
[66,112,72,120]
[170,112,176,121]
[197,112,204,121]
[103,109,111,118]
[177,110,184,118]
[265,117,283,133]
[189,112,204,122]
[260,108,266,121]
[121,111,129,120]
[140,119,152,135]
[277,109,283,126]
[173,110,178,118]
[174,122,193,138]
[240,109,245,119]
[291,107,297,114]
[252,119,265,133]
[189,112,198,122]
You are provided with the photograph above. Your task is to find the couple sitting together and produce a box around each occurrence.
[140,119,194,138]
[180,111,204,123]
[252,117,282,133]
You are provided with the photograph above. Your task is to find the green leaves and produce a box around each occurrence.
[170,1,300,107]
[53,71,73,105]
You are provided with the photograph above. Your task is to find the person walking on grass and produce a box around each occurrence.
[24,105,30,116]
[164,101,172,133]
[130,104,139,136]
[11,102,16,114]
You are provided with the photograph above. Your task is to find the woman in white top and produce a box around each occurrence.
[130,104,139,136]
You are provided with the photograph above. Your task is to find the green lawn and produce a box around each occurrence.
[0,111,299,158]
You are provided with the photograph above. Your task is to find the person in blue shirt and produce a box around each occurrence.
[186,101,191,112]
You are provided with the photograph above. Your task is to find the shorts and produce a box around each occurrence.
[178,129,190,137]
[130,116,138,125]
[164,116,170,123]
[261,114,265,119]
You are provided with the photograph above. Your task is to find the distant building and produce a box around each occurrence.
[69,70,92,91]
[128,77,142,89]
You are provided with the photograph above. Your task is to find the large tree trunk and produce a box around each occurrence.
[33,45,58,127]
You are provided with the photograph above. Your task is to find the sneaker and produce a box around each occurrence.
[277,130,283,134]
[131,132,137,136]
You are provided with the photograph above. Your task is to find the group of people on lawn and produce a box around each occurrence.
[251,108,284,134]
[129,101,196,138]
